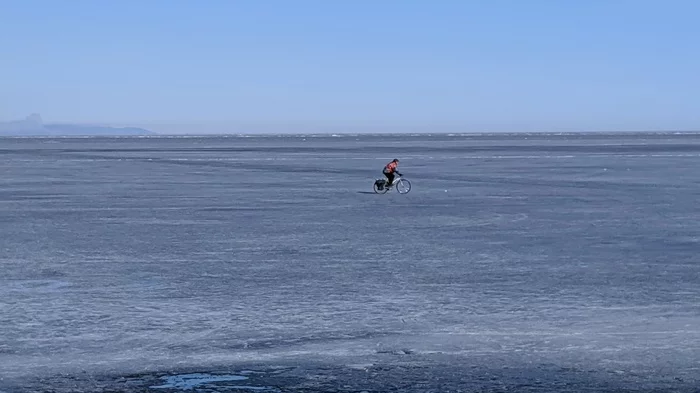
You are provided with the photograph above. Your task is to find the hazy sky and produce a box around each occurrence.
[1,0,698,133]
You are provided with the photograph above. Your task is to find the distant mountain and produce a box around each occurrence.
[42,124,157,136]
[0,114,156,136]
[0,113,45,134]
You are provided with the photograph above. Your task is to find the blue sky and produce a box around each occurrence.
[1,0,698,133]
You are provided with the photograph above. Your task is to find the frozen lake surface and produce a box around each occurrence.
[1,133,699,392]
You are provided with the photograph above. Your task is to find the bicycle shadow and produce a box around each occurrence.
[357,191,377,195]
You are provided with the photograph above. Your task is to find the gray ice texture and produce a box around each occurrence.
[1,133,699,392]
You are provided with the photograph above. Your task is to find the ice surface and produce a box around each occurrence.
[149,373,249,390]
[1,133,700,391]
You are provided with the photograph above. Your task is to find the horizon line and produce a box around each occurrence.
[3,129,700,138]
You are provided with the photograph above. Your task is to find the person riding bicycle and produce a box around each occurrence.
[382,158,402,188]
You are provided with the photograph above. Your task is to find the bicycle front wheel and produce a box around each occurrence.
[396,178,411,194]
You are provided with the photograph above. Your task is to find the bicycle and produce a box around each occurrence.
[373,174,412,194]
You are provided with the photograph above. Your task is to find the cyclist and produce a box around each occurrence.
[382,158,402,188]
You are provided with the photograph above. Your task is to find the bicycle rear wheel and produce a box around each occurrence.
[396,178,411,194]
[373,180,389,194]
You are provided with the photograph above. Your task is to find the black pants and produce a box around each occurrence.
[383,171,395,186]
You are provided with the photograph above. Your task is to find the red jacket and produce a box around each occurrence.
[384,161,398,174]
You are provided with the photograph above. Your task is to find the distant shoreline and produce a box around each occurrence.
[1,130,700,138]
